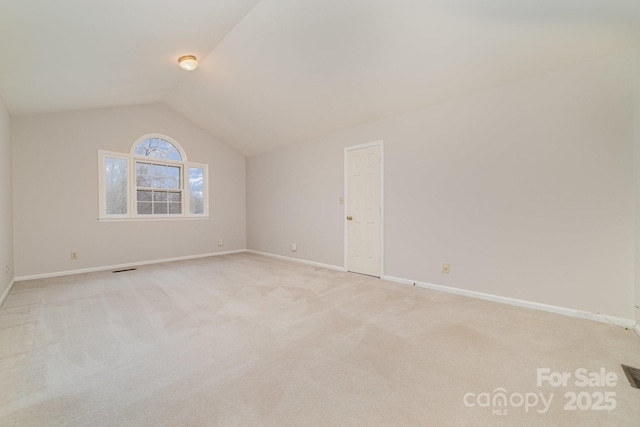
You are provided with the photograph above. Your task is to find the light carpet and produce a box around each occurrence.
[1,252,639,426]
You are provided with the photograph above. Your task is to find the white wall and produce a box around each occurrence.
[247,50,636,319]
[12,103,246,277]
[0,95,14,297]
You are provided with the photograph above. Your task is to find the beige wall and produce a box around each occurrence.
[12,103,246,277]
[0,95,13,297]
[248,50,636,319]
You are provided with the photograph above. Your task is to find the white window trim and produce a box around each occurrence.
[98,150,131,219]
[98,135,209,221]
[186,162,209,218]
[132,157,185,219]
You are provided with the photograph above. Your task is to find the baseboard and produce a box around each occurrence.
[14,250,247,282]
[382,275,636,330]
[246,250,346,272]
[11,249,636,331]
[0,278,16,308]
[243,254,635,329]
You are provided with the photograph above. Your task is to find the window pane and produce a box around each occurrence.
[153,191,167,201]
[154,202,168,214]
[105,157,128,214]
[168,192,181,202]
[137,201,152,214]
[189,167,205,215]
[134,138,182,160]
[137,190,152,201]
[166,165,181,189]
[152,164,167,188]
[169,203,182,214]
[136,162,151,187]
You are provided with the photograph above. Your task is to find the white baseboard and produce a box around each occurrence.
[242,253,635,330]
[0,278,16,308]
[246,250,346,272]
[10,248,637,332]
[14,250,246,282]
[382,275,636,330]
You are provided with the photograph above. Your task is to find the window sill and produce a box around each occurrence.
[98,216,209,222]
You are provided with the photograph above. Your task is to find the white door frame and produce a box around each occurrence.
[344,140,384,276]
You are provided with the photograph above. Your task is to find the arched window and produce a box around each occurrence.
[132,136,185,161]
[98,134,208,220]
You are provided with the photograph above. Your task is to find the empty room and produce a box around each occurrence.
[1,0,640,425]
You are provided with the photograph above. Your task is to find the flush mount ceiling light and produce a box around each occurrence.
[178,55,198,71]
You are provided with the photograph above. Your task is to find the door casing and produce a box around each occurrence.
[344,140,384,277]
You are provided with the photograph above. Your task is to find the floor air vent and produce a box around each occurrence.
[112,268,137,273]
[622,365,640,389]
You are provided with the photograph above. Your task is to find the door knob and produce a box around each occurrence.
[347,216,353,221]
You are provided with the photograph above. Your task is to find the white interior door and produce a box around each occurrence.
[346,143,382,277]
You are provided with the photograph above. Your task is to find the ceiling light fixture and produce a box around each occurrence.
[178,55,198,71]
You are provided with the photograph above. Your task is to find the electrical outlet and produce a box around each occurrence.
[5,264,9,274]
[71,252,78,260]
[442,263,450,274]
[218,238,224,246]
[291,243,297,252]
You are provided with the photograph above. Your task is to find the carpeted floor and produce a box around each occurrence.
[1,252,639,426]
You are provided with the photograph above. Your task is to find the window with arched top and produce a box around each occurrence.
[98,134,208,220]
[132,136,185,161]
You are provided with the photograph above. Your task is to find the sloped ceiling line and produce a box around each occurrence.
[1,0,639,156]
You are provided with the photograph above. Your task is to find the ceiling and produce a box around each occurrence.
[1,0,639,156]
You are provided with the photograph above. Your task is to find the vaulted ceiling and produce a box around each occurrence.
[1,0,639,155]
